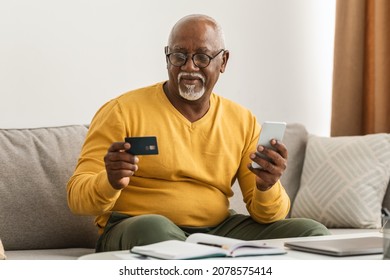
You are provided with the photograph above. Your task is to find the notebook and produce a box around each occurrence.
[284,236,383,257]
[131,233,286,259]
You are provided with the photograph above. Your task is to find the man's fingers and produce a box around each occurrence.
[106,160,138,172]
[105,143,139,165]
[271,140,288,161]
[107,142,131,153]
[109,169,135,179]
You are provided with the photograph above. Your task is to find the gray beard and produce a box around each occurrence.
[179,84,205,101]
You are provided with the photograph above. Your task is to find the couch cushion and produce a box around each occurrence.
[0,125,99,250]
[291,133,390,228]
[5,248,95,260]
[279,123,308,209]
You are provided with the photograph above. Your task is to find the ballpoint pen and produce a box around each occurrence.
[382,207,390,217]
[381,207,390,231]
[197,242,229,250]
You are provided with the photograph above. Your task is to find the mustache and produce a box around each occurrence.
[178,72,205,83]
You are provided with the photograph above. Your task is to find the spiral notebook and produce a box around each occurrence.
[284,236,383,257]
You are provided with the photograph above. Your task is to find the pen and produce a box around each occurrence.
[197,242,229,250]
[382,207,390,217]
[382,208,390,230]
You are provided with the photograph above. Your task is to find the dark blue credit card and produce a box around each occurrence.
[125,136,159,155]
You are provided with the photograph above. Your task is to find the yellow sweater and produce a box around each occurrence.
[67,82,290,234]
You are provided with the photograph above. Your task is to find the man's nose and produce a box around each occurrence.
[181,56,199,71]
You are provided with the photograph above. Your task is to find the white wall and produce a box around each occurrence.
[0,0,335,136]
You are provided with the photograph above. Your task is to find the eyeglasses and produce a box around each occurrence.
[165,46,225,68]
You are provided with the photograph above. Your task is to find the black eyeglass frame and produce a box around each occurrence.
[164,46,225,68]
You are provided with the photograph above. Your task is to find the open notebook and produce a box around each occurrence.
[284,236,383,257]
[131,233,286,259]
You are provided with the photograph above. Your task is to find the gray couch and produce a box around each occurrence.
[0,125,98,260]
[1,124,388,260]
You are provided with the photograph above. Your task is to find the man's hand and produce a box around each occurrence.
[104,142,139,190]
[248,139,288,191]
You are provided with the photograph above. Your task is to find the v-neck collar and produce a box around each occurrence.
[158,82,215,129]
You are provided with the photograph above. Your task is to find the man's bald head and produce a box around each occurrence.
[167,14,225,49]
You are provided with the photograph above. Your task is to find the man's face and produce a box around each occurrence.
[166,20,228,102]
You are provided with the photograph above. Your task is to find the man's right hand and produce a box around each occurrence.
[104,142,139,190]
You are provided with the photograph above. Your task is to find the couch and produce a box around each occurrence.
[0,125,98,260]
[1,123,389,260]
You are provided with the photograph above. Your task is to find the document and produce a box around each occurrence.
[130,233,286,259]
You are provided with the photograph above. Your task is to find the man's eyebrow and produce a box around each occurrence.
[169,47,186,52]
[195,48,211,53]
[170,46,211,53]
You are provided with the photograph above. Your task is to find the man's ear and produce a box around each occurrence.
[220,50,229,73]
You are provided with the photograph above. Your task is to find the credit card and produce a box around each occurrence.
[125,136,159,155]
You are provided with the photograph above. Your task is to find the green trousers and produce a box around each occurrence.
[96,212,330,252]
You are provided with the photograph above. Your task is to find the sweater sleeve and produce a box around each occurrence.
[67,99,125,216]
[246,181,290,223]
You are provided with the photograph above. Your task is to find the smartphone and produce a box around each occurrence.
[125,136,159,155]
[252,121,286,168]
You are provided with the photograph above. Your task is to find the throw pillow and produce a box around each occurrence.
[0,238,6,260]
[291,133,390,228]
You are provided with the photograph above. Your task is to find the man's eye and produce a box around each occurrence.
[196,55,209,63]
[172,53,186,59]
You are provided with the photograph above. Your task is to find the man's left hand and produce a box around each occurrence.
[248,139,288,191]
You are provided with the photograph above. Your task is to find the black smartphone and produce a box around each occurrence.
[125,136,159,155]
